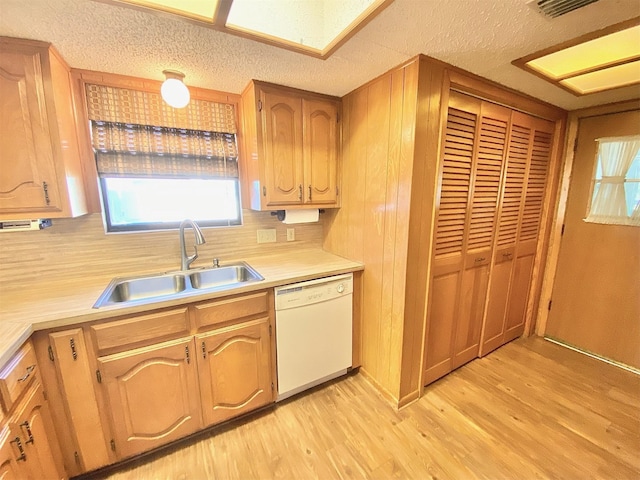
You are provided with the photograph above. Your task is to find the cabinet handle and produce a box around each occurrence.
[10,437,26,462]
[502,252,513,259]
[70,338,77,360]
[185,345,190,364]
[474,257,486,263]
[20,421,34,444]
[201,341,206,359]
[17,364,35,383]
[298,184,302,201]
[42,181,50,205]
[308,185,312,202]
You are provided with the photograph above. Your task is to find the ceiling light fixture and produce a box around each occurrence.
[161,70,190,108]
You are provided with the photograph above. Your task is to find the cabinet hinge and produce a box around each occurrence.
[70,338,77,360]
[74,451,81,465]
[336,186,339,196]
[43,390,48,401]
[561,224,565,236]
[96,369,102,384]
[548,300,553,311]
[263,186,267,197]
[258,100,263,112]
[201,341,207,359]
[47,345,54,362]
[269,325,272,336]
[185,345,190,364]
[271,382,274,392]
[573,137,578,153]
[110,440,116,452]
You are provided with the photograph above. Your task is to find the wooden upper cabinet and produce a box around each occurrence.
[262,90,304,205]
[96,337,202,460]
[304,99,338,205]
[0,37,86,220]
[241,80,340,210]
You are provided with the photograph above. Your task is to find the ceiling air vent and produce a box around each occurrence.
[532,0,600,18]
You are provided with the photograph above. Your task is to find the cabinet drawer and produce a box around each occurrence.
[194,291,269,331]
[0,341,37,411]
[90,307,190,356]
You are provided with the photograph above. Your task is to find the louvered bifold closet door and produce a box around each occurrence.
[481,112,555,355]
[502,114,554,342]
[423,92,478,385]
[452,100,510,370]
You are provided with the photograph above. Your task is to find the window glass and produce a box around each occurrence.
[100,177,241,232]
[586,137,640,226]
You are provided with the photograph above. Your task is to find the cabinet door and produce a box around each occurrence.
[197,317,272,426]
[0,427,25,480]
[10,383,65,480]
[303,99,338,205]
[97,337,201,459]
[0,48,61,214]
[261,90,304,206]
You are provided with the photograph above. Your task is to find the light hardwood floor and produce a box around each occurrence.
[97,338,640,480]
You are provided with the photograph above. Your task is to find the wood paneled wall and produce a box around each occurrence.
[324,59,425,403]
[0,211,323,292]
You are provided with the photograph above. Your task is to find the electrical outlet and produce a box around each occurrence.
[286,228,295,241]
[256,229,277,243]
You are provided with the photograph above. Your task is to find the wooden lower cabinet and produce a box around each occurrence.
[8,382,65,480]
[97,337,202,460]
[197,317,273,426]
[0,426,24,480]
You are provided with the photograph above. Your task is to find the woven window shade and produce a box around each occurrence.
[86,84,237,133]
[86,84,239,179]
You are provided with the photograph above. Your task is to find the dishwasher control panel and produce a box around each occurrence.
[275,273,353,311]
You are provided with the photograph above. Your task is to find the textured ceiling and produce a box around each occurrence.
[0,0,639,110]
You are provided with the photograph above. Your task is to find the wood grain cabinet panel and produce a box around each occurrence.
[304,99,338,205]
[0,427,24,480]
[0,37,86,220]
[241,80,340,210]
[97,337,202,460]
[196,317,272,426]
[0,342,37,412]
[7,383,65,480]
[193,291,268,331]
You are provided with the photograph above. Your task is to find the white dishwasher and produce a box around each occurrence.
[275,273,353,401]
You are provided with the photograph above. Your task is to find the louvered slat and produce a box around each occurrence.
[435,108,475,257]
[466,116,507,251]
[520,130,552,242]
[497,124,530,246]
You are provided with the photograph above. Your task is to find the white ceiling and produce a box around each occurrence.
[0,0,638,110]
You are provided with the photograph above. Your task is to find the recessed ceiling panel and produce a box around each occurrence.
[525,25,640,79]
[115,0,219,22]
[560,60,640,94]
[513,17,640,96]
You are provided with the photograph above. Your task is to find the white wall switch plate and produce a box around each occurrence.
[286,228,295,241]
[257,229,277,243]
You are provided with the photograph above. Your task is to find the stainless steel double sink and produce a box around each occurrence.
[93,261,264,308]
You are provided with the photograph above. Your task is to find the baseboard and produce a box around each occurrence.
[544,337,640,375]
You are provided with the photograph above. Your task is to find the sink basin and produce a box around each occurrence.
[104,274,187,304]
[93,262,264,308]
[190,264,263,289]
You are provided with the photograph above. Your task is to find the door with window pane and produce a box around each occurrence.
[545,109,640,369]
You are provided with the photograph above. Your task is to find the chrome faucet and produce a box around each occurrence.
[179,219,206,271]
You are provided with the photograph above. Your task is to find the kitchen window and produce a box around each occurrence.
[86,84,241,232]
[585,135,640,227]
